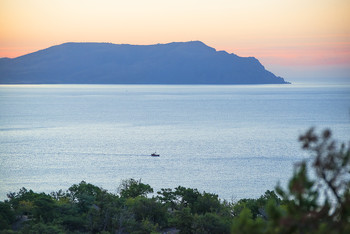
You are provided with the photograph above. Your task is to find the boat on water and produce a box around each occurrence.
[151,152,160,157]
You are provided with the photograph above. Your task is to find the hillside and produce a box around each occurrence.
[0,41,289,84]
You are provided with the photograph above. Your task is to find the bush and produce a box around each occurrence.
[0,201,15,230]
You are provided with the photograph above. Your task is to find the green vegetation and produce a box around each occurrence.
[1,128,349,233]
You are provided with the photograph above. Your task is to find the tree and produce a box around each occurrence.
[173,186,200,212]
[157,188,177,210]
[192,212,231,233]
[6,188,57,223]
[118,179,153,198]
[66,181,104,212]
[233,190,280,219]
[267,128,350,233]
[0,201,15,230]
[229,128,350,234]
[174,207,194,233]
[231,207,266,234]
[125,196,168,230]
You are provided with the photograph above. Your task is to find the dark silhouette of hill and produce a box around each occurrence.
[0,41,289,84]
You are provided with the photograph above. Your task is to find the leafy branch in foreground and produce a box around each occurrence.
[231,128,350,234]
[268,128,350,233]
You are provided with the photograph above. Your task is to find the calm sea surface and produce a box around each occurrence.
[0,84,349,200]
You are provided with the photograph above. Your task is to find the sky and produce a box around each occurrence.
[1,0,349,82]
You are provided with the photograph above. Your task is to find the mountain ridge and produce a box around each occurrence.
[0,41,290,84]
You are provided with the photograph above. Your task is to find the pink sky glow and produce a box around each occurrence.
[1,0,349,81]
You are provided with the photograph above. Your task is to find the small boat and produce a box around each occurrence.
[151,152,160,157]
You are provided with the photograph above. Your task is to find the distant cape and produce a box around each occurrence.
[0,41,289,84]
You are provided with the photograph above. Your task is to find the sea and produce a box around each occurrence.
[0,84,349,201]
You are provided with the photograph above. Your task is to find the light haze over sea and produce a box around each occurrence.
[0,83,349,200]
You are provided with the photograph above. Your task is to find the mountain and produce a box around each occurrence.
[0,41,289,84]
